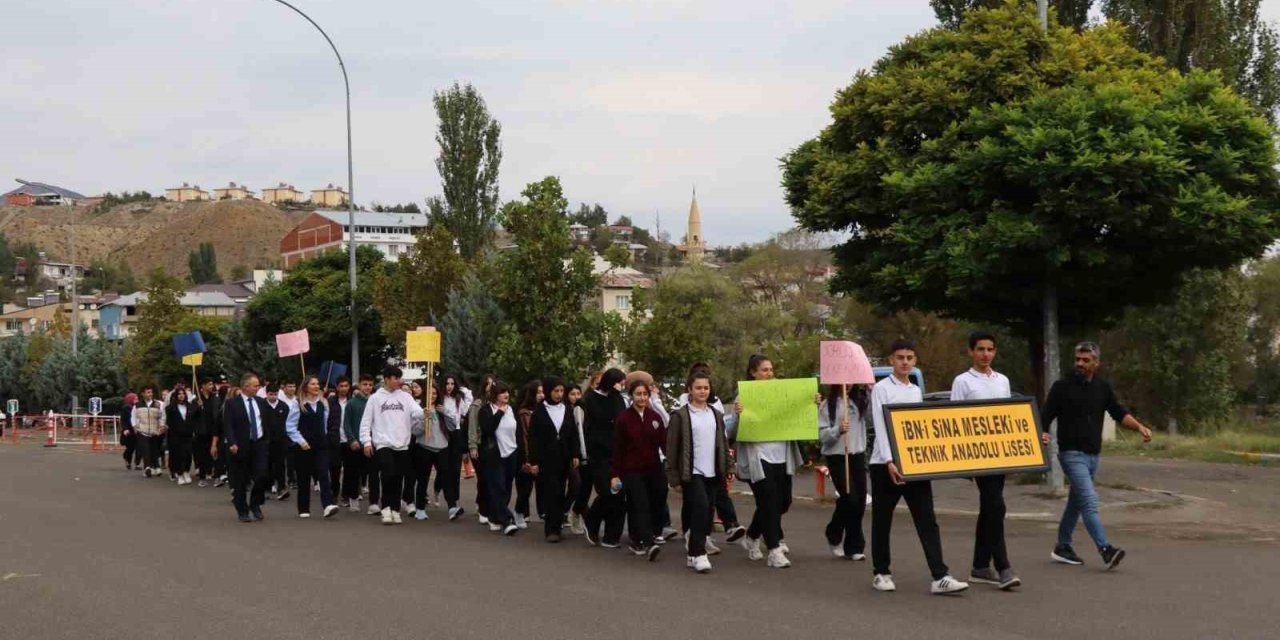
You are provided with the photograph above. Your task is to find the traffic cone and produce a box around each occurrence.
[44,420,57,448]
[462,456,475,479]
[91,427,100,452]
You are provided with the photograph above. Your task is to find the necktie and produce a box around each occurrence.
[248,399,259,441]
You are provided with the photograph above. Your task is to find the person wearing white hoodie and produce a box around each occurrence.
[360,365,425,525]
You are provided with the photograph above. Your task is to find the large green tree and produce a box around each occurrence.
[245,247,387,377]
[373,224,465,347]
[782,3,1280,394]
[188,242,222,285]
[427,82,503,259]
[489,177,614,384]
[436,267,506,388]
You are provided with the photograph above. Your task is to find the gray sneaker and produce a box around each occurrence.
[998,569,1022,590]
[969,567,1000,585]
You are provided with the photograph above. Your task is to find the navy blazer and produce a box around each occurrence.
[222,395,271,449]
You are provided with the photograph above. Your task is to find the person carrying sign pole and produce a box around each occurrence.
[950,331,1021,590]
[1042,341,1152,571]
[869,340,968,595]
[725,355,805,569]
[818,384,869,561]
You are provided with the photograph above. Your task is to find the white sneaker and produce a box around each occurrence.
[448,507,462,521]
[661,526,679,540]
[324,505,339,518]
[368,504,382,515]
[705,539,721,556]
[690,555,712,574]
[569,512,584,535]
[830,544,844,558]
[873,574,896,592]
[391,510,403,524]
[779,540,790,555]
[931,575,970,595]
[741,536,764,561]
[381,507,394,525]
[183,473,192,484]
[488,522,502,532]
[767,547,791,568]
[299,512,311,519]
[479,514,490,525]
[514,513,528,530]
[503,524,518,536]
[401,501,413,514]
[415,509,429,521]
[349,498,361,513]
[850,553,866,561]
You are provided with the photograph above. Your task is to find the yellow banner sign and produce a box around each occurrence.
[883,398,1048,480]
[182,353,203,367]
[405,329,441,363]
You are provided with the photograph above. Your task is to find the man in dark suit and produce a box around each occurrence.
[223,373,272,523]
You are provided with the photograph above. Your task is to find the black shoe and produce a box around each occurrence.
[277,490,291,501]
[1052,544,1084,565]
[725,524,747,543]
[126,463,133,470]
[546,534,562,544]
[585,526,600,547]
[250,507,264,521]
[629,544,648,556]
[1100,545,1126,571]
[237,512,252,523]
[646,545,662,562]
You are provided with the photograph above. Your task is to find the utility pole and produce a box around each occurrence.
[70,205,79,416]
[1036,0,1065,494]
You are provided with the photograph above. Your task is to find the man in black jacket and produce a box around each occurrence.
[223,373,272,522]
[194,379,222,486]
[263,384,294,501]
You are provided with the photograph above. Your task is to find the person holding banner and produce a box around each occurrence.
[582,368,628,548]
[360,366,424,526]
[665,370,730,574]
[164,387,200,486]
[726,355,803,569]
[343,374,377,514]
[818,384,868,561]
[478,381,521,536]
[401,381,428,515]
[407,383,456,521]
[610,379,666,561]
[133,386,166,478]
[529,376,580,542]
[288,376,339,519]
[950,331,1021,590]
[869,340,968,594]
[194,379,222,487]
[1042,341,1151,571]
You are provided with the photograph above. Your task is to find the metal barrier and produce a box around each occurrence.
[2,414,120,451]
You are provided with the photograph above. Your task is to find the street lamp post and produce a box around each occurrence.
[269,0,360,381]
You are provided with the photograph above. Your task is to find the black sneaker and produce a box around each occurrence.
[237,512,252,523]
[277,490,291,501]
[646,545,662,562]
[250,507,264,521]
[629,544,648,556]
[1100,545,1126,571]
[725,525,747,543]
[585,527,600,547]
[1052,544,1084,565]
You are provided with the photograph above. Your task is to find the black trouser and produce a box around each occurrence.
[168,437,193,476]
[435,445,461,509]
[538,462,572,537]
[483,452,517,526]
[585,461,626,544]
[714,477,740,528]
[574,460,596,515]
[825,453,868,556]
[515,469,537,518]
[376,448,409,512]
[268,439,289,493]
[682,475,720,557]
[293,447,334,514]
[364,452,382,508]
[137,434,161,470]
[194,434,214,478]
[973,474,1010,572]
[214,438,228,478]
[408,446,447,511]
[747,462,792,550]
[870,464,948,580]
[622,469,667,548]
[230,439,270,515]
[474,453,489,516]
[329,442,345,500]
[122,431,139,466]
[340,445,364,501]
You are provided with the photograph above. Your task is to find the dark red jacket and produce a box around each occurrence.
[610,405,666,478]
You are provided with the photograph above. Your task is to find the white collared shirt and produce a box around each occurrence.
[544,401,566,433]
[688,403,717,478]
[950,368,1011,401]
[870,374,922,464]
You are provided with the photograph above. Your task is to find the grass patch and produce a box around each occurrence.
[1104,416,1280,466]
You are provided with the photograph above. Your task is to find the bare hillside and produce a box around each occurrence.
[0,200,306,280]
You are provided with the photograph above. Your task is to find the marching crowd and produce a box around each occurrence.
[116,333,1152,593]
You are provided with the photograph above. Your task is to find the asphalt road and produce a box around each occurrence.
[1,446,1275,640]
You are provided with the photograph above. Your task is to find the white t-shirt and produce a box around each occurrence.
[870,375,923,464]
[688,404,717,478]
[544,402,566,433]
[494,406,518,458]
[757,441,789,464]
[950,368,1012,401]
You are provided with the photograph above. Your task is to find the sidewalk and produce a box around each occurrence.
[781,455,1280,542]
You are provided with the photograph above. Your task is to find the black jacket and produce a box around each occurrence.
[164,403,200,439]
[195,391,222,437]
[582,389,626,463]
[222,394,272,449]
[296,399,331,449]
[479,404,525,463]
[327,396,348,448]
[528,403,580,471]
[263,400,291,443]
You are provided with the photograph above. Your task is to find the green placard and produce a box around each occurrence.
[735,378,819,442]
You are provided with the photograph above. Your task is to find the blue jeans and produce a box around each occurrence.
[1057,450,1109,550]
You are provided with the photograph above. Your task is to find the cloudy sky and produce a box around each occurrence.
[5,1,1279,245]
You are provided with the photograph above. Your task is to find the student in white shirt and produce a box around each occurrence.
[671,362,741,553]
[478,381,521,536]
[665,371,729,574]
[434,374,472,511]
[818,383,869,561]
[870,340,968,595]
[359,366,425,525]
[950,331,1021,591]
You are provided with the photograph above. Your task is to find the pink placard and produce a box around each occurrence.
[275,329,311,358]
[820,340,875,385]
